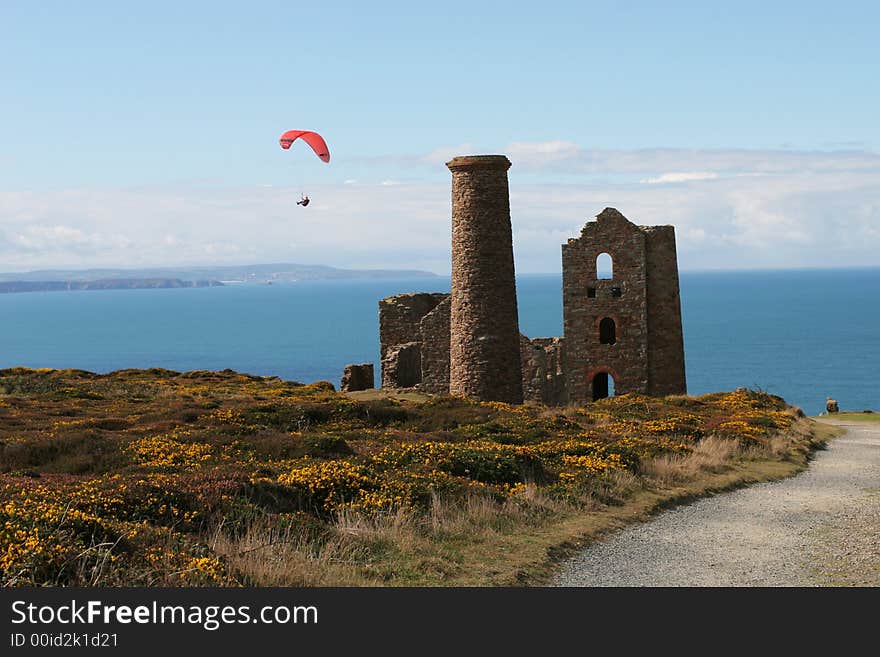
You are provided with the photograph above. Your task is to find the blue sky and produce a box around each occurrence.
[2,1,879,273]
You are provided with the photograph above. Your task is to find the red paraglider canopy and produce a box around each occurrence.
[279,130,330,163]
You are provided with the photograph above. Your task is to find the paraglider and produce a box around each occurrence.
[279,130,330,162]
[279,130,329,207]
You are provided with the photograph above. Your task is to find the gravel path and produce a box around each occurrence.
[552,420,880,586]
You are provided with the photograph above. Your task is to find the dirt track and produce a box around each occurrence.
[552,419,880,586]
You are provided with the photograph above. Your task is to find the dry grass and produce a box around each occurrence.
[209,516,385,586]
[750,416,834,459]
[209,490,568,586]
[642,435,740,485]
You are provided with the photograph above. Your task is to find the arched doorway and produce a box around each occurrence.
[592,371,616,401]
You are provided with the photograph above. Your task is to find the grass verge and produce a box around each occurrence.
[813,411,880,423]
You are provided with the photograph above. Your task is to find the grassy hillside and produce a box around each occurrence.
[0,368,830,586]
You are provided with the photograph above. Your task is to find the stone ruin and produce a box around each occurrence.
[378,292,449,393]
[561,207,686,401]
[340,363,374,392]
[376,154,687,405]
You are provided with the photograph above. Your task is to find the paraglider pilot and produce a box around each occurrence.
[297,194,310,207]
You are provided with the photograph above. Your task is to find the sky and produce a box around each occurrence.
[1,0,878,274]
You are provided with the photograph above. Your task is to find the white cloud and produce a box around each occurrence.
[507,168,880,271]
[422,144,474,165]
[506,140,580,167]
[1,147,878,274]
[684,227,707,242]
[0,183,451,273]
[642,172,719,184]
[502,142,880,176]
[11,224,132,253]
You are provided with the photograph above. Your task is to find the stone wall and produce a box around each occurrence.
[643,226,687,396]
[381,342,421,389]
[340,363,374,392]
[418,296,451,394]
[447,155,523,403]
[379,292,447,388]
[520,335,566,405]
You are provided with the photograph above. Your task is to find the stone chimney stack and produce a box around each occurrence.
[446,155,523,403]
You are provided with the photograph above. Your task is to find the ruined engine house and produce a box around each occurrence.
[377,155,686,405]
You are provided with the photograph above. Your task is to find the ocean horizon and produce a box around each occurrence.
[0,267,877,416]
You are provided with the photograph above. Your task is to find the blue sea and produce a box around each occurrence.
[0,269,877,416]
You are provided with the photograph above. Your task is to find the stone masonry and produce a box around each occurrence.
[520,336,566,405]
[378,293,450,391]
[381,343,421,388]
[379,293,447,363]
[340,363,374,392]
[375,155,686,406]
[446,155,524,403]
[643,225,687,396]
[418,296,451,394]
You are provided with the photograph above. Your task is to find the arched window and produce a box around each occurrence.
[596,252,613,279]
[599,317,616,345]
[592,372,616,401]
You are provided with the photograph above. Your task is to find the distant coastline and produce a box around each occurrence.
[0,262,439,287]
[0,278,223,294]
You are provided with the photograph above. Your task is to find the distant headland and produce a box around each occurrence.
[0,278,222,294]
[0,262,439,293]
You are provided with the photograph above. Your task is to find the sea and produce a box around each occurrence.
[0,269,877,416]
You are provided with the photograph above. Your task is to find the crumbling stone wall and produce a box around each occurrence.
[520,335,566,405]
[381,342,421,388]
[340,363,374,392]
[643,225,687,396]
[418,296,451,394]
[379,292,447,388]
[447,155,523,404]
